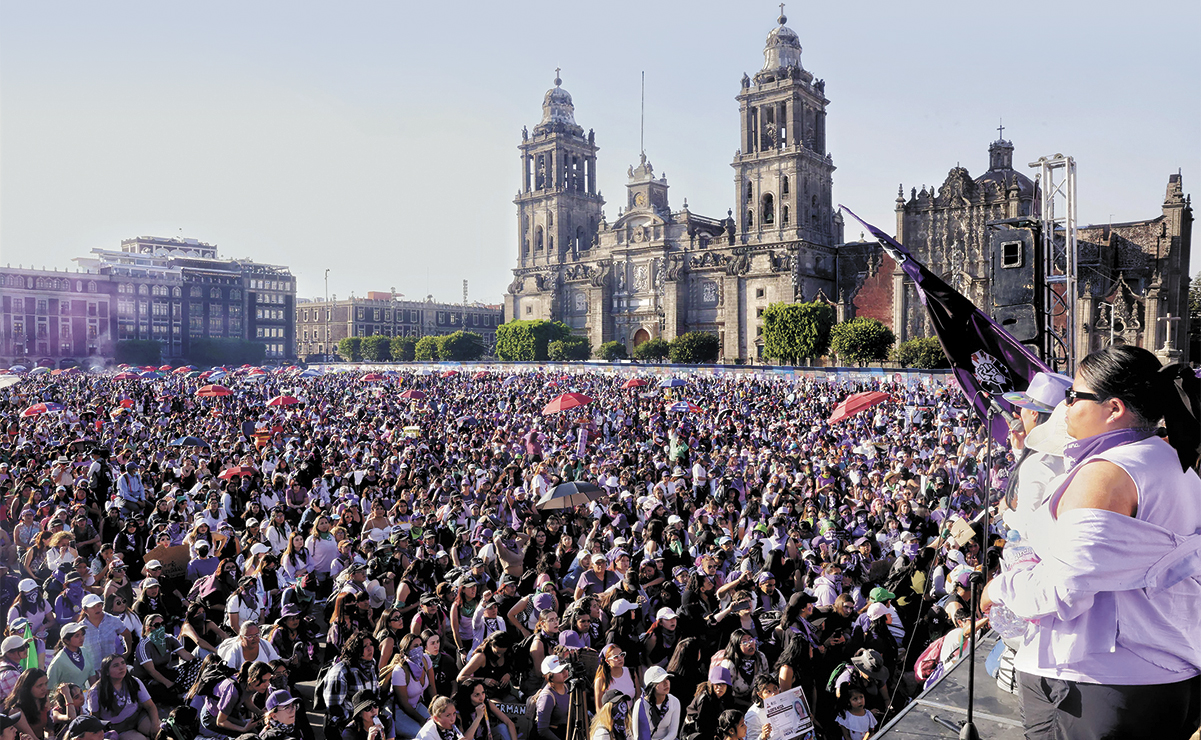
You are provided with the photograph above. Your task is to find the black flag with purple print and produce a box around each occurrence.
[840,205,1050,442]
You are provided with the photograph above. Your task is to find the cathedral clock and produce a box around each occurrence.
[634,192,646,207]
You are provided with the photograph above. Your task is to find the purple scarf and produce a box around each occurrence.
[1062,427,1158,470]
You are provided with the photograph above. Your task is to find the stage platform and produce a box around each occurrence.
[875,632,1025,739]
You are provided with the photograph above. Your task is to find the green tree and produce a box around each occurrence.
[669,332,720,364]
[390,335,417,362]
[115,340,162,366]
[414,335,440,361]
[548,335,591,361]
[597,341,628,361]
[495,320,570,361]
[337,337,362,362]
[632,337,671,362]
[438,331,486,361]
[830,317,896,366]
[891,336,949,369]
[761,301,835,365]
[188,339,267,367]
[361,335,391,362]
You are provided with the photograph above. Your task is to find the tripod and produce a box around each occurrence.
[564,676,591,740]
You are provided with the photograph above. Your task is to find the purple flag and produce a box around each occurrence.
[840,206,1050,442]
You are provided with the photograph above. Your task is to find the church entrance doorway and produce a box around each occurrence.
[633,329,650,347]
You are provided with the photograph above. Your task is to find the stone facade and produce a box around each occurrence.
[889,138,1036,342]
[859,142,1193,364]
[1075,174,1193,362]
[505,12,865,363]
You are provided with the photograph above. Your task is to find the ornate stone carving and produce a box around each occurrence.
[634,264,649,292]
[507,276,524,295]
[690,252,728,270]
[725,252,751,276]
[666,254,686,281]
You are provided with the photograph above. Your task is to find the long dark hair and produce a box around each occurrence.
[3,668,47,726]
[716,709,745,739]
[1078,345,1201,470]
[453,677,488,725]
[665,637,704,676]
[97,655,140,714]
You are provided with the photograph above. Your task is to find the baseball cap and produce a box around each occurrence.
[1,635,27,654]
[60,622,87,638]
[655,607,678,620]
[611,598,638,618]
[265,690,298,711]
[18,579,38,593]
[145,560,163,570]
[644,666,670,685]
[866,602,889,621]
[869,586,896,603]
[541,655,566,675]
[707,665,732,685]
[81,594,104,609]
[142,578,160,588]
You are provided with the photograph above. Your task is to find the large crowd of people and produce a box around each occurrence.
[0,355,1171,740]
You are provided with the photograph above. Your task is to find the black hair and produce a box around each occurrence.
[1078,345,1201,470]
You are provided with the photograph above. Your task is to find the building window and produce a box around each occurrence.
[230,289,242,301]
[87,281,96,293]
[208,316,223,335]
[756,307,765,317]
[138,284,148,296]
[762,194,774,225]
[303,310,310,322]
[782,175,790,196]
[191,286,202,297]
[172,286,181,298]
[526,306,533,315]
[210,288,221,299]
[756,288,765,299]
[782,205,790,226]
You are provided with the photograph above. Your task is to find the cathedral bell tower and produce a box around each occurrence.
[514,71,605,269]
[732,8,836,247]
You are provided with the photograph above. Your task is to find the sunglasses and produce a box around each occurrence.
[1064,388,1103,406]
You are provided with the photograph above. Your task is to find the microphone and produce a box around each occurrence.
[979,391,1016,426]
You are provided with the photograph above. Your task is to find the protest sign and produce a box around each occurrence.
[144,544,190,580]
[764,686,816,740]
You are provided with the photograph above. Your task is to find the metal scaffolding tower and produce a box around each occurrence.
[1030,154,1078,374]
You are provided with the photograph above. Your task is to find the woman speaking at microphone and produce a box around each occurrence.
[982,345,1201,738]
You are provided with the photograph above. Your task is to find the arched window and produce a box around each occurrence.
[210,288,221,299]
[747,210,754,228]
[547,212,554,227]
[745,181,753,202]
[782,205,790,227]
[782,176,790,196]
[523,239,530,256]
[137,284,148,295]
[172,287,181,298]
[190,286,202,297]
[762,194,775,225]
[576,226,587,251]
[87,281,96,293]
[535,226,544,251]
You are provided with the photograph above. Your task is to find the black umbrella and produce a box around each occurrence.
[169,436,209,448]
[537,481,607,510]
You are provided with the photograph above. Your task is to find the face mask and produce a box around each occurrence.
[903,543,920,558]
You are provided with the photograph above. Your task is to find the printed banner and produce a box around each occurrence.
[764,686,816,740]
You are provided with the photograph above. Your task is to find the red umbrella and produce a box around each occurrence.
[361,373,385,381]
[266,395,300,406]
[441,370,459,378]
[621,378,649,389]
[827,391,892,424]
[112,372,139,380]
[473,371,488,380]
[158,365,173,372]
[542,392,594,415]
[399,390,427,400]
[21,402,65,418]
[195,384,233,398]
[119,399,135,408]
[218,465,258,480]
[173,367,192,375]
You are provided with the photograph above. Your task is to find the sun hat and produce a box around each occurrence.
[349,690,379,718]
[1002,372,1073,414]
[851,648,889,683]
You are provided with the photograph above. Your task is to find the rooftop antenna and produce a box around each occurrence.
[640,71,645,156]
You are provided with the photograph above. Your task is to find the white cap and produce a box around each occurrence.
[18,578,38,593]
[1,635,26,653]
[611,598,638,618]
[541,655,566,675]
[145,560,163,570]
[60,622,87,638]
[82,594,104,609]
[250,543,271,556]
[644,666,670,685]
[655,607,678,620]
[142,578,160,588]
[866,602,889,621]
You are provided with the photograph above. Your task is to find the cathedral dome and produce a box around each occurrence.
[761,12,803,73]
[534,71,583,135]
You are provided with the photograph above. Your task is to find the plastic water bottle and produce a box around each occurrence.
[990,530,1039,639]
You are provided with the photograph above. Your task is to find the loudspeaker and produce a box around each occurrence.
[990,225,1039,343]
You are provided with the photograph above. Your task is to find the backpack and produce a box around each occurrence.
[825,661,853,694]
[508,630,540,678]
[913,635,946,682]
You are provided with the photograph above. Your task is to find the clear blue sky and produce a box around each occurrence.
[2,1,1198,305]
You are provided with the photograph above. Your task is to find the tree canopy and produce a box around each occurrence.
[669,332,720,364]
[830,317,896,366]
[495,320,571,361]
[761,301,835,365]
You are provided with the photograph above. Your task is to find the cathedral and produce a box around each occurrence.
[504,11,880,362]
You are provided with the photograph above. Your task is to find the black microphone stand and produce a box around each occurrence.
[960,393,995,740]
